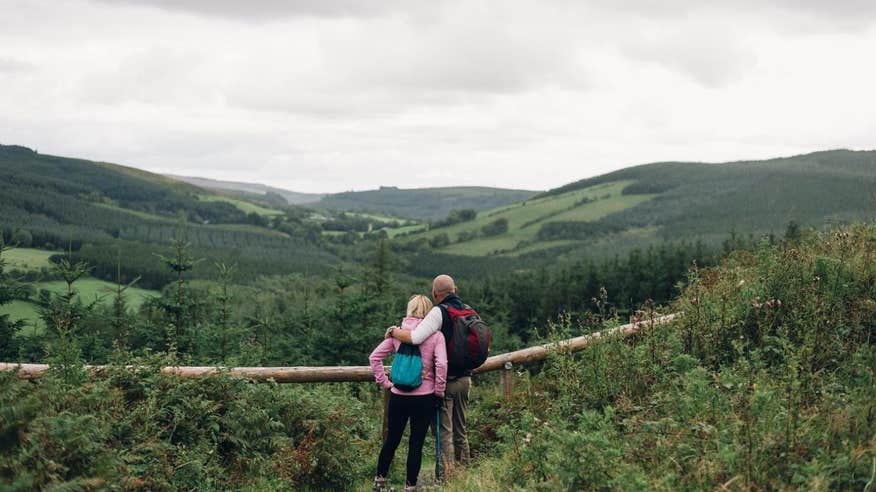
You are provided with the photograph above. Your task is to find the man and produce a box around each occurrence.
[385,274,472,473]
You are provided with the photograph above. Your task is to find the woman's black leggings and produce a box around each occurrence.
[376,393,433,486]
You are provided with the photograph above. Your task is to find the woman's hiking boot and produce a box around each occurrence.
[372,476,388,491]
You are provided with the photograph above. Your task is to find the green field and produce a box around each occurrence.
[0,300,43,335]
[1,248,55,271]
[36,278,157,309]
[344,211,403,222]
[1,249,158,336]
[0,278,160,337]
[384,223,426,238]
[198,195,285,217]
[410,180,656,256]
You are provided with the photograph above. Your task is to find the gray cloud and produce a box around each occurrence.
[2,0,875,192]
[225,5,588,117]
[619,26,756,88]
[0,57,36,73]
[93,0,409,20]
[91,0,876,25]
[584,0,876,25]
[77,49,208,105]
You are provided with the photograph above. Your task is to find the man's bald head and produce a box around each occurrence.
[432,274,456,302]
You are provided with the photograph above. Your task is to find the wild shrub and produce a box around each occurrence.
[463,225,876,491]
[0,361,377,490]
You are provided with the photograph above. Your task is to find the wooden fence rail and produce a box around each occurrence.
[0,313,679,383]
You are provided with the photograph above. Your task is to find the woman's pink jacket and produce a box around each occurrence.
[369,316,447,397]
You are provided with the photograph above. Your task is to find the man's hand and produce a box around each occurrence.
[384,326,398,339]
[391,328,414,344]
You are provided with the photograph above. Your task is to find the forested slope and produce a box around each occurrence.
[0,145,339,287]
[316,186,540,221]
[539,149,876,238]
[405,149,876,259]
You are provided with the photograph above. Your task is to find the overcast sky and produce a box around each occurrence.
[1,0,874,193]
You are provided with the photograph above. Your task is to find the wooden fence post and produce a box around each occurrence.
[500,361,513,399]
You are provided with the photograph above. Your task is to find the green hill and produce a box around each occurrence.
[0,145,339,288]
[3,144,873,288]
[316,186,540,221]
[406,149,876,258]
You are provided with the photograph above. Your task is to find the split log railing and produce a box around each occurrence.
[1,313,678,440]
[0,313,679,391]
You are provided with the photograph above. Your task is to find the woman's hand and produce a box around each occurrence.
[384,326,398,339]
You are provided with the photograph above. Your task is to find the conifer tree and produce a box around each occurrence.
[156,218,202,356]
[0,239,23,360]
[214,261,236,360]
[110,252,140,348]
[41,251,91,384]
[370,238,391,297]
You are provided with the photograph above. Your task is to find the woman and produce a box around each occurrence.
[369,295,447,491]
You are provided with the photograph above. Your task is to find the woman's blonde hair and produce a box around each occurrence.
[406,294,433,318]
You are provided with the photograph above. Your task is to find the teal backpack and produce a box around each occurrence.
[390,343,423,392]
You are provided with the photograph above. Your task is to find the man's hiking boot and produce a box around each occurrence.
[403,485,417,492]
[373,476,388,491]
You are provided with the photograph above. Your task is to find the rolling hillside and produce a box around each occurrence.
[316,186,541,220]
[168,175,539,221]
[3,143,873,285]
[0,144,340,288]
[404,149,876,258]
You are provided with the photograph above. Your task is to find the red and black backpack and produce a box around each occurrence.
[441,304,491,370]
